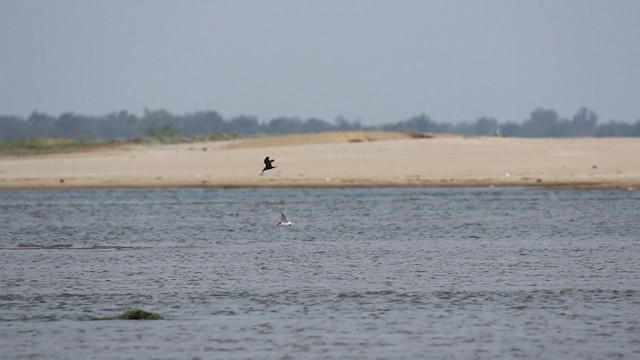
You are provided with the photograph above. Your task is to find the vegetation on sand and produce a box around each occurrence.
[0,132,240,157]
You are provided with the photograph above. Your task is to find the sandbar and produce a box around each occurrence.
[1,132,639,189]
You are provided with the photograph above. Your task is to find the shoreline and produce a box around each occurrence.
[1,132,639,191]
[1,178,638,190]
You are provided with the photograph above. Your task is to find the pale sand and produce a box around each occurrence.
[1,132,639,189]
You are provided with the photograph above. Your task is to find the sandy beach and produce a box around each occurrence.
[1,132,639,189]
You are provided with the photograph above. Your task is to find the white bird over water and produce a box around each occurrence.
[278,212,292,226]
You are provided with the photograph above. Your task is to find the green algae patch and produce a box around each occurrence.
[92,309,163,320]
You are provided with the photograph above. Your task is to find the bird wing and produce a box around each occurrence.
[280,212,289,223]
[264,157,270,166]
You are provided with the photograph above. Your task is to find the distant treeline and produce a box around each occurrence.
[1,107,639,141]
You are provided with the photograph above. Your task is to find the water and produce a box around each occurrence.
[1,187,639,359]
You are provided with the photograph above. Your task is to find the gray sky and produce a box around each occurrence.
[1,0,639,124]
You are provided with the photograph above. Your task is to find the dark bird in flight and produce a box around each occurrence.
[262,156,276,174]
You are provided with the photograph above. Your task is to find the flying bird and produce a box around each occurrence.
[278,212,292,226]
[262,156,276,174]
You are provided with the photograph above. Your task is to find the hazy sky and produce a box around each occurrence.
[1,0,639,124]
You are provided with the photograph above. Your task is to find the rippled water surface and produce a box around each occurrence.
[1,187,639,359]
